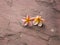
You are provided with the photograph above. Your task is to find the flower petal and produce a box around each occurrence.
[28,22,33,26]
[30,17,35,21]
[24,22,28,26]
[33,21,38,25]
[38,22,43,27]
[21,19,26,22]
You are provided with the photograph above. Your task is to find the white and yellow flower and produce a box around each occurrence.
[21,15,34,26]
[33,16,44,27]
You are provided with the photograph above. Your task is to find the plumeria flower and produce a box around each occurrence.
[21,15,34,26]
[33,16,44,27]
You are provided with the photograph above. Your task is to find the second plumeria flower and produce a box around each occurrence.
[33,16,44,27]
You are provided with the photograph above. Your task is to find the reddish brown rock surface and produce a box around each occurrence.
[0,0,60,45]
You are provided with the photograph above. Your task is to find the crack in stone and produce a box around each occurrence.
[51,0,60,12]
[47,34,59,45]
[35,0,58,11]
[52,8,60,13]
[0,32,22,40]
[35,0,54,6]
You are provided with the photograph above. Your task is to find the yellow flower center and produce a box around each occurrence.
[25,18,30,23]
[34,17,42,23]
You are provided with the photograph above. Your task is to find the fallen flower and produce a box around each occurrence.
[21,15,33,26]
[33,16,44,27]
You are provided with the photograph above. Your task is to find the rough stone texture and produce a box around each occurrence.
[48,36,60,45]
[0,0,60,45]
[53,0,60,11]
[20,33,47,45]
